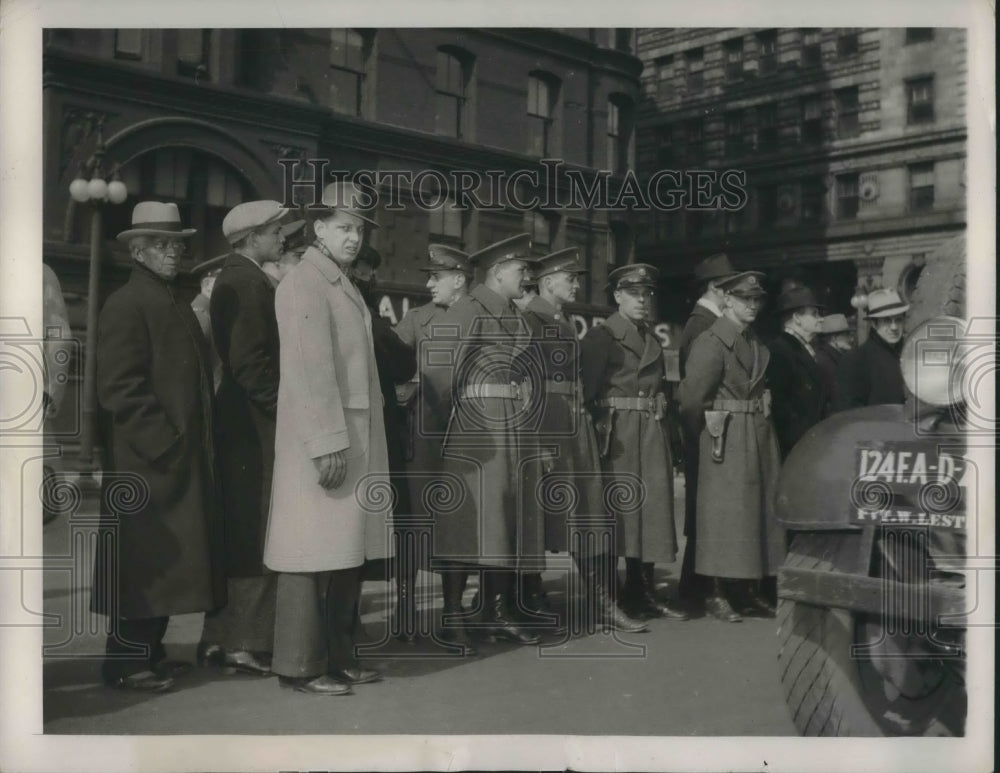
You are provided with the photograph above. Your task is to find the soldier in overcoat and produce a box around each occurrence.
[424,233,543,646]
[522,249,647,633]
[92,201,225,692]
[678,271,784,623]
[200,200,290,676]
[580,264,688,622]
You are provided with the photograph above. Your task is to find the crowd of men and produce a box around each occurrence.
[90,182,911,696]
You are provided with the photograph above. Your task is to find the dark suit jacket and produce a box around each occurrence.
[834,332,906,411]
[209,254,280,576]
[766,331,827,458]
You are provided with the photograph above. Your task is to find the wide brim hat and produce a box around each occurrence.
[416,243,472,273]
[313,181,379,228]
[468,233,533,271]
[607,263,659,290]
[775,284,825,314]
[116,201,197,242]
[534,247,588,279]
[693,252,737,283]
[718,270,767,298]
[192,254,227,277]
[865,288,910,319]
[819,313,850,334]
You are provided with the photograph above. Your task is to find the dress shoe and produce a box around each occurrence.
[705,594,743,623]
[106,669,175,693]
[438,625,479,656]
[329,667,382,685]
[483,595,541,645]
[741,593,777,618]
[152,659,193,679]
[278,675,353,696]
[196,642,224,667]
[222,650,272,675]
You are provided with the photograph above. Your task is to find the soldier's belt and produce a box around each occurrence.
[543,379,578,397]
[597,396,658,412]
[712,391,772,418]
[459,382,524,400]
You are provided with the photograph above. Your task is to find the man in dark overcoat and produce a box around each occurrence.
[394,244,476,652]
[678,271,784,623]
[580,264,688,622]
[676,253,737,609]
[766,284,827,458]
[92,201,225,692]
[522,249,647,633]
[200,200,289,676]
[424,233,543,646]
[834,288,909,410]
[814,313,854,415]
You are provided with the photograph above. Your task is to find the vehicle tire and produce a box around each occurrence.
[777,533,964,736]
[906,234,966,332]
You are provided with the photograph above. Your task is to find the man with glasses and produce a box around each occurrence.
[679,271,784,623]
[198,200,289,678]
[93,201,225,692]
[581,264,688,623]
[834,288,909,410]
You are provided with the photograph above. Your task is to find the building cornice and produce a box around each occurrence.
[471,29,644,82]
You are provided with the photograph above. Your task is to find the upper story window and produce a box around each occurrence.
[329,29,372,116]
[837,29,860,57]
[905,28,935,44]
[906,76,935,124]
[527,210,556,254]
[724,37,744,80]
[428,195,464,245]
[614,29,634,53]
[836,86,860,138]
[909,163,935,212]
[177,29,210,79]
[685,48,704,91]
[800,94,823,144]
[684,116,705,164]
[435,47,473,139]
[114,29,143,60]
[607,95,634,174]
[836,173,860,219]
[655,55,675,101]
[527,72,559,156]
[800,28,821,67]
[757,30,778,74]
[725,110,745,157]
[756,102,779,152]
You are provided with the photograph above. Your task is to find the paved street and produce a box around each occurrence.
[42,477,795,736]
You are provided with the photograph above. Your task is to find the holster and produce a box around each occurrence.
[595,407,617,460]
[704,410,731,463]
[654,392,668,422]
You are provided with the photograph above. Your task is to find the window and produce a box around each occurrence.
[836,87,860,138]
[725,207,747,234]
[528,210,552,253]
[757,30,778,74]
[685,48,704,91]
[608,222,631,266]
[909,163,935,211]
[114,29,143,60]
[800,94,823,144]
[435,48,470,139]
[177,29,210,78]
[801,28,821,67]
[724,37,744,80]
[756,103,779,152]
[757,184,778,227]
[614,29,634,53]
[905,28,934,44]
[656,125,676,166]
[527,74,557,156]
[655,55,675,101]
[906,76,935,124]
[837,30,859,56]
[684,117,704,164]
[800,178,826,223]
[428,196,464,244]
[607,96,633,173]
[836,173,859,219]
[329,29,369,116]
[725,110,745,157]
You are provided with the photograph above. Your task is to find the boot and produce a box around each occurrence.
[705,577,742,623]
[577,552,648,633]
[640,562,688,620]
[393,565,419,644]
[481,570,540,645]
[739,579,776,618]
[517,572,564,631]
[439,570,477,655]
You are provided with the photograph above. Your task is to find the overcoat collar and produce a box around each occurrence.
[710,315,770,388]
[223,252,273,283]
[302,245,366,315]
[470,284,526,338]
[526,295,561,321]
[603,311,646,358]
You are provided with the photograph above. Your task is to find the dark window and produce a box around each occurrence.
[608,222,631,265]
[114,29,143,60]
[656,55,675,101]
[757,30,778,74]
[684,117,704,164]
[177,29,210,78]
[428,196,464,244]
[527,74,556,156]
[907,76,935,124]
[685,48,704,91]
[435,48,470,139]
[530,210,553,253]
[614,29,634,53]
[801,28,821,67]
[724,37,744,80]
[757,184,778,226]
[800,95,823,144]
[725,110,745,157]
[329,29,369,116]
[905,28,935,44]
[800,178,826,222]
[656,125,675,166]
[837,30,859,56]
[607,96,633,173]
[756,103,779,152]
[836,87,860,138]
[836,173,859,219]
[909,163,935,211]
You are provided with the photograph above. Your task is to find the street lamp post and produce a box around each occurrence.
[68,119,128,471]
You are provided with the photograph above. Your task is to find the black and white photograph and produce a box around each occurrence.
[0,2,994,771]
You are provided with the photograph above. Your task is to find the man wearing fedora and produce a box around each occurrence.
[815,313,854,415]
[835,288,909,410]
[522,249,648,633]
[679,271,784,622]
[423,233,544,646]
[190,255,225,394]
[581,264,688,623]
[677,252,738,609]
[393,244,479,653]
[92,201,225,692]
[766,283,828,458]
[198,200,290,677]
[264,182,391,695]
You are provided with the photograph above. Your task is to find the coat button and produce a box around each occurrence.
[638,390,645,397]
